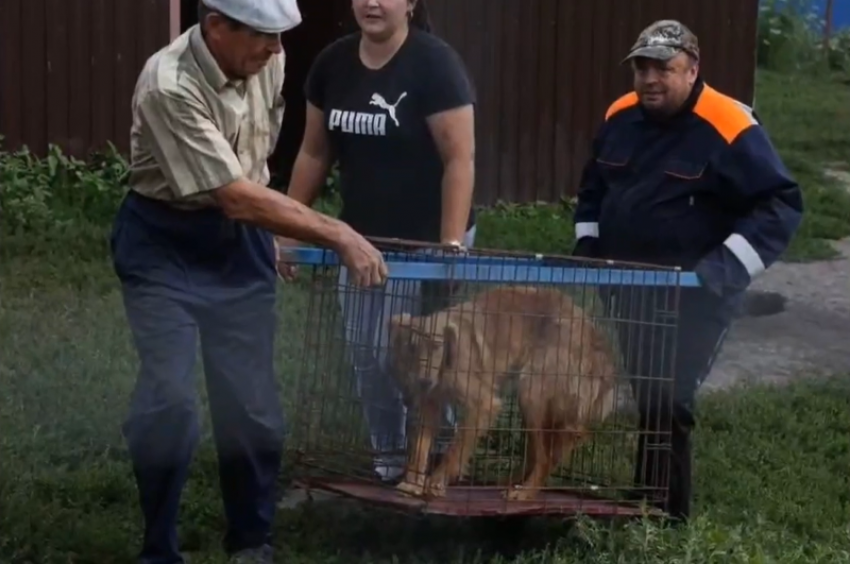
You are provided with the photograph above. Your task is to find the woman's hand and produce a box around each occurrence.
[441,239,467,253]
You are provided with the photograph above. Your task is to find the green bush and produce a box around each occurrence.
[476,200,576,255]
[0,142,128,263]
[0,141,128,234]
[757,0,850,74]
[0,144,577,262]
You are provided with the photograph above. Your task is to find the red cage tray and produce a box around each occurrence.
[293,479,662,518]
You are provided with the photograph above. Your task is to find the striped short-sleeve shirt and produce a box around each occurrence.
[128,24,286,209]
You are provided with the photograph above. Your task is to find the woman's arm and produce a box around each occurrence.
[427,105,475,244]
[286,101,333,207]
[287,38,335,208]
[276,44,334,258]
[419,40,477,245]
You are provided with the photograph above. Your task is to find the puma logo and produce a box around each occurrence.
[369,92,407,127]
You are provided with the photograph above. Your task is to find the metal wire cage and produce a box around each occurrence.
[286,239,695,519]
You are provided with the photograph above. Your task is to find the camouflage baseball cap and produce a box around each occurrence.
[621,20,699,64]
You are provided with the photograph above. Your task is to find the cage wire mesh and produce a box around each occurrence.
[288,239,684,518]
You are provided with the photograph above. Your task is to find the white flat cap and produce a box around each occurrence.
[201,0,302,34]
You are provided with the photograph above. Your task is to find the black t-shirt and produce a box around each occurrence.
[304,29,477,242]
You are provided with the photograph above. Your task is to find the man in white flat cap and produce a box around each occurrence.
[111,1,388,562]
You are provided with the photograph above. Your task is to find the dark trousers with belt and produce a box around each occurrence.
[110,192,285,563]
[606,286,730,521]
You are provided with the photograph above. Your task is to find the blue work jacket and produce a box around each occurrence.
[573,79,803,301]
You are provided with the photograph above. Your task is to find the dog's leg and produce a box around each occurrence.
[504,426,535,487]
[426,395,502,497]
[396,395,441,497]
[504,427,555,501]
[550,427,585,489]
[501,394,538,488]
[507,392,592,501]
[504,380,556,502]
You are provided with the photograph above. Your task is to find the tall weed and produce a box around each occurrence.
[0,141,128,235]
[758,0,850,74]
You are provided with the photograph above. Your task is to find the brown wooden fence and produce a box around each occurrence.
[0,0,759,205]
[423,0,760,204]
[0,0,178,160]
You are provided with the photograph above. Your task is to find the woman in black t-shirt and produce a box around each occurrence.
[281,0,476,482]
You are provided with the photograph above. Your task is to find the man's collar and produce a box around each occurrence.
[189,25,232,93]
[679,76,705,115]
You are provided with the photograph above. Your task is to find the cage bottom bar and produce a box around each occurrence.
[292,479,663,518]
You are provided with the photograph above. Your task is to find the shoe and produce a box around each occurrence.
[229,544,274,563]
[373,454,406,484]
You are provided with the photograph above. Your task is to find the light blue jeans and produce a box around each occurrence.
[336,226,477,479]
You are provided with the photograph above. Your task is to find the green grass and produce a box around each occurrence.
[2,69,850,563]
[752,70,850,260]
[2,271,849,563]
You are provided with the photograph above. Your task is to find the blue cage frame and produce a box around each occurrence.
[289,246,702,287]
[286,244,696,517]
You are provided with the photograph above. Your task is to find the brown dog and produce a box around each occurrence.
[386,285,618,501]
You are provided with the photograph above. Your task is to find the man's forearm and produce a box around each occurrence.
[287,150,331,207]
[440,158,474,243]
[214,179,347,250]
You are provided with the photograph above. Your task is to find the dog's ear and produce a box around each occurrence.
[441,322,459,370]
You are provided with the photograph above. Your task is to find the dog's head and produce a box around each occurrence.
[387,312,459,393]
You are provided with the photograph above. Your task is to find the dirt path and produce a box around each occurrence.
[707,167,850,391]
[705,237,850,391]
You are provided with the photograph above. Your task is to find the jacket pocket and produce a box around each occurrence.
[655,159,709,219]
[595,145,633,205]
[663,159,706,181]
[658,159,716,255]
[595,145,631,175]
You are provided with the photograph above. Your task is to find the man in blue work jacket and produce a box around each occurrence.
[111,1,387,562]
[572,20,803,522]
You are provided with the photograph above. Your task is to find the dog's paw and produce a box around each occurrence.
[396,480,425,497]
[425,479,447,498]
[503,486,538,502]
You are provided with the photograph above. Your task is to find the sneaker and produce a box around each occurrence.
[229,544,274,563]
[374,454,406,483]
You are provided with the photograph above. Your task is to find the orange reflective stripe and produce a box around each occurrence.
[605,92,639,120]
[693,85,758,144]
